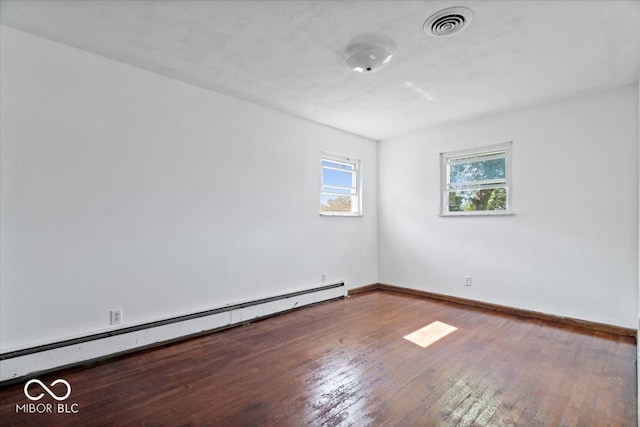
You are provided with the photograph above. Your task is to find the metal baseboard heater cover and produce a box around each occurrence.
[0,282,345,383]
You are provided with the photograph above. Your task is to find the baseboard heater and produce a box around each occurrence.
[0,282,346,384]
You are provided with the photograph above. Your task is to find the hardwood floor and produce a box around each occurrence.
[0,290,636,426]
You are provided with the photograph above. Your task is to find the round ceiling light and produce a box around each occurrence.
[344,42,393,73]
[424,7,473,37]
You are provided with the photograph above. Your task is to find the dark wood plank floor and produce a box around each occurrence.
[0,290,636,426]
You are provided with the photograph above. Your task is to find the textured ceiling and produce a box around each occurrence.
[1,0,639,140]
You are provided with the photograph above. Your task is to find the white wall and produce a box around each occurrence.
[0,26,378,352]
[378,85,639,328]
[2,22,637,358]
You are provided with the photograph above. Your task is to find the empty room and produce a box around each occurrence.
[1,0,639,425]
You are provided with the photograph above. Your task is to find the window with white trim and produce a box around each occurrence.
[320,153,361,216]
[440,142,512,216]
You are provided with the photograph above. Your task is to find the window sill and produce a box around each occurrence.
[320,212,363,217]
[439,210,514,217]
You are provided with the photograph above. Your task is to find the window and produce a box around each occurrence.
[440,142,512,216]
[320,153,361,216]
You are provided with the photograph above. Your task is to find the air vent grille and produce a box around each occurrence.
[424,7,473,37]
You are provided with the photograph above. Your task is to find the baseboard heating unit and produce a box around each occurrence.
[0,282,346,384]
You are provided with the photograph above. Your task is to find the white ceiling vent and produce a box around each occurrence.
[424,7,473,37]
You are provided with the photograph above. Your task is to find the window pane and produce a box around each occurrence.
[322,185,353,195]
[448,188,507,212]
[321,194,353,212]
[322,160,354,171]
[449,157,505,184]
[323,167,354,188]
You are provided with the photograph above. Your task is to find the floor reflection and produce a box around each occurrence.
[404,321,458,348]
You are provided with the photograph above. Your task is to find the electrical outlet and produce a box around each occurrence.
[110,309,123,325]
[321,273,327,282]
[464,276,472,287]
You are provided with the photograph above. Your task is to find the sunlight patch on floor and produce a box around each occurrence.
[403,321,458,348]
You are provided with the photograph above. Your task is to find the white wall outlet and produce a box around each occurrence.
[321,273,326,282]
[110,309,123,325]
[464,276,472,287]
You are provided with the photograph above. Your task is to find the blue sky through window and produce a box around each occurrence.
[322,161,355,192]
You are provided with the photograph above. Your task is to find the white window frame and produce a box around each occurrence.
[320,152,362,217]
[440,142,513,216]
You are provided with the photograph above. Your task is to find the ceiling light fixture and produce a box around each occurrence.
[344,42,393,73]
[424,7,473,37]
